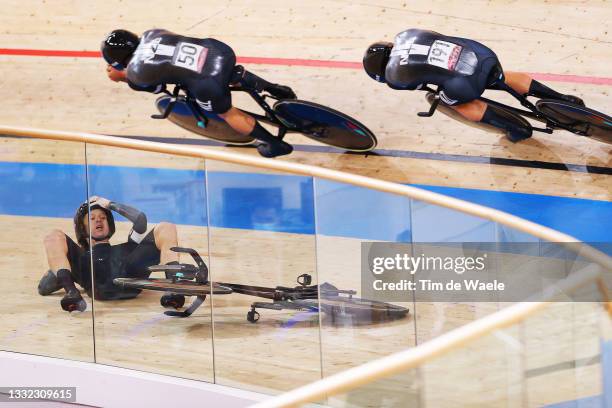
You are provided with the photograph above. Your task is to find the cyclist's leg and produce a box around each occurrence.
[504,71,584,105]
[451,99,487,122]
[124,230,161,279]
[43,230,72,277]
[41,232,87,311]
[190,77,257,135]
[443,71,531,142]
[451,99,532,142]
[152,222,178,265]
[502,72,531,94]
[203,89,293,157]
[191,76,293,157]
[231,65,296,99]
[40,231,84,295]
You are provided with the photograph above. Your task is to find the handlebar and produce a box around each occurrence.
[151,85,181,119]
[150,83,288,140]
[417,85,441,117]
[419,83,559,134]
[151,85,210,128]
[170,246,208,283]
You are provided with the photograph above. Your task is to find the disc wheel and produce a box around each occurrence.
[273,100,377,151]
[536,99,612,143]
[156,95,255,145]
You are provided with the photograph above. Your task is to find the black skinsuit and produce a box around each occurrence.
[385,29,504,106]
[127,29,237,114]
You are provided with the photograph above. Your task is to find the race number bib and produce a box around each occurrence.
[427,40,462,71]
[173,42,208,73]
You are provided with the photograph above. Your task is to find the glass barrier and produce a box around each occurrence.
[421,324,524,407]
[1,134,609,405]
[523,302,604,407]
[84,144,213,381]
[0,137,94,361]
[313,179,418,407]
[331,283,607,407]
[205,161,320,394]
[412,198,500,344]
[313,185,609,407]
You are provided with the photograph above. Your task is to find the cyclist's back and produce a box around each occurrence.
[385,29,502,105]
[127,29,236,113]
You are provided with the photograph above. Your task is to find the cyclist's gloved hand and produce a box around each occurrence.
[89,196,111,209]
[152,83,167,94]
[127,81,167,94]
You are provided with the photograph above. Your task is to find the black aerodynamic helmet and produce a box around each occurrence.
[101,29,140,70]
[363,42,393,83]
[74,202,115,247]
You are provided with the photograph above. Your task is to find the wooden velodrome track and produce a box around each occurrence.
[0,0,610,197]
[0,1,610,407]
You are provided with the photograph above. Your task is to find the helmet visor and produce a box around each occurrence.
[101,47,126,70]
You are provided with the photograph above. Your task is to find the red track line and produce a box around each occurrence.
[237,56,361,69]
[1,48,611,85]
[0,48,100,58]
[527,73,612,86]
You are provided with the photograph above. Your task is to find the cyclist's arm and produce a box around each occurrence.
[127,80,167,94]
[108,202,149,243]
[107,64,167,94]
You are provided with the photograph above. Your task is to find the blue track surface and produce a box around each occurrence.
[1,161,609,243]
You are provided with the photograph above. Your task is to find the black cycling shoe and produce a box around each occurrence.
[38,270,62,296]
[506,126,533,143]
[265,84,297,100]
[560,94,585,107]
[61,289,87,312]
[256,140,294,158]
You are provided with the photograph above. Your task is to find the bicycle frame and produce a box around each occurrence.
[154,84,293,140]
[419,83,583,135]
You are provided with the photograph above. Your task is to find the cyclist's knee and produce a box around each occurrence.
[44,230,68,252]
[154,222,177,242]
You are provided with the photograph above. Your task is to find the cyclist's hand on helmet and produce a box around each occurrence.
[89,196,111,209]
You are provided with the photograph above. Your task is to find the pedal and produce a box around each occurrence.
[152,85,182,119]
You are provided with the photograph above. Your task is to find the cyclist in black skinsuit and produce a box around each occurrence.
[363,29,583,142]
[37,196,180,312]
[102,29,296,158]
